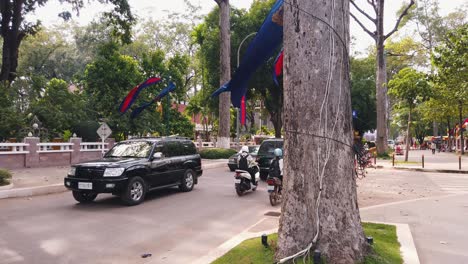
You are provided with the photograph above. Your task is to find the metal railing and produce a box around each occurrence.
[80,142,109,152]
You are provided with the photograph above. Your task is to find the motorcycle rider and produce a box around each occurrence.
[269,148,283,182]
[237,146,258,185]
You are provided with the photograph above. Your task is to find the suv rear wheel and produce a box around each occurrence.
[179,169,195,192]
[72,191,97,203]
[121,176,146,206]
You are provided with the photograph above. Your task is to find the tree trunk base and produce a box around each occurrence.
[217,137,230,149]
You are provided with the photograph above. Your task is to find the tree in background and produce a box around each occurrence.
[0,0,134,82]
[277,0,367,262]
[350,0,415,155]
[388,68,430,161]
[432,24,468,154]
[350,56,376,136]
[214,0,231,149]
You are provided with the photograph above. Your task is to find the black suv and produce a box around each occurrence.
[64,137,202,206]
[256,138,283,180]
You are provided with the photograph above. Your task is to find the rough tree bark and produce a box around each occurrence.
[350,0,414,155]
[276,0,368,263]
[215,0,231,149]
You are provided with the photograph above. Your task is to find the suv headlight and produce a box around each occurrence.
[68,167,76,176]
[103,168,125,177]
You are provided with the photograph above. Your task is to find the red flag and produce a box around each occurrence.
[241,95,246,126]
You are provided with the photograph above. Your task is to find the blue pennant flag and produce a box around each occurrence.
[130,82,176,119]
[211,0,284,107]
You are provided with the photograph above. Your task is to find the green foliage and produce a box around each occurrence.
[166,108,195,138]
[63,130,73,142]
[258,126,274,136]
[0,169,12,186]
[199,148,237,159]
[350,56,377,135]
[388,68,431,109]
[212,223,402,264]
[31,78,89,138]
[0,83,25,141]
[72,121,101,142]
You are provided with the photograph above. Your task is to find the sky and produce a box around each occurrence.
[30,0,467,54]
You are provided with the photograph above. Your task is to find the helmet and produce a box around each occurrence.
[274,148,282,157]
[241,146,249,153]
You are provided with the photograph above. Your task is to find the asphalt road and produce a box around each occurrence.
[0,167,276,264]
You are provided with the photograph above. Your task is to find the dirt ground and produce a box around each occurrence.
[357,168,445,207]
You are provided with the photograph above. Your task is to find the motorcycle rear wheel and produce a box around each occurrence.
[269,190,279,206]
[235,185,244,196]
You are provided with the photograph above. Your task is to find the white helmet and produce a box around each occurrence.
[241,146,249,153]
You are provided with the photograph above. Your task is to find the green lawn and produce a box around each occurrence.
[212,222,402,264]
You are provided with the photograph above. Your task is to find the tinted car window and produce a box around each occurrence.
[163,141,185,157]
[183,141,197,155]
[105,141,154,158]
[258,141,276,156]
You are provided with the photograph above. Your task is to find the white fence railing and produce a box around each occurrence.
[37,143,73,153]
[0,143,29,154]
[81,142,109,152]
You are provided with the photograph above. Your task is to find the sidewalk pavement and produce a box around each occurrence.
[0,159,228,199]
[376,149,468,173]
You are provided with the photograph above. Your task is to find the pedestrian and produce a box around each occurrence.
[431,142,436,154]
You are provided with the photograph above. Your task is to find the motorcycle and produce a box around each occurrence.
[234,166,259,196]
[266,176,282,206]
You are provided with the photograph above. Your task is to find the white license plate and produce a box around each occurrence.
[78,182,93,190]
[234,179,241,184]
[267,185,275,191]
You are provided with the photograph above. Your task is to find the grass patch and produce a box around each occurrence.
[0,168,12,186]
[212,223,402,264]
[199,148,237,159]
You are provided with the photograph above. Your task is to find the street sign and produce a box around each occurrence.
[97,123,112,140]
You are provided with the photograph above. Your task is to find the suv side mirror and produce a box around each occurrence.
[152,152,164,160]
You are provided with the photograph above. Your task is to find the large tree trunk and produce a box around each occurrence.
[375,0,388,155]
[277,0,367,263]
[405,108,411,162]
[216,0,231,149]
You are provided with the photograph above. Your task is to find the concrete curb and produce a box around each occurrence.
[0,184,68,199]
[390,166,468,174]
[0,182,13,190]
[193,217,420,264]
[0,161,227,200]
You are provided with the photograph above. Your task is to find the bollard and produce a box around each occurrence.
[374,154,377,165]
[422,155,424,168]
[459,155,462,170]
[392,154,395,167]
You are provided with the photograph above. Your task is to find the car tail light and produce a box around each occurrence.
[235,172,240,177]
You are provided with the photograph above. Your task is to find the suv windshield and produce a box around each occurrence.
[105,141,154,158]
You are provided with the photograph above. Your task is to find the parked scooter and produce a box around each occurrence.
[234,166,259,196]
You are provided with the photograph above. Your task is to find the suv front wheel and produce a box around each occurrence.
[72,191,98,203]
[179,169,195,192]
[121,176,147,206]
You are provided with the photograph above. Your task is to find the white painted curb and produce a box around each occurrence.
[0,182,13,190]
[0,184,68,199]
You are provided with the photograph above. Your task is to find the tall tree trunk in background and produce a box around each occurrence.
[0,0,25,82]
[459,101,464,155]
[276,0,367,262]
[215,0,231,149]
[350,0,414,155]
[405,107,411,162]
[270,111,282,138]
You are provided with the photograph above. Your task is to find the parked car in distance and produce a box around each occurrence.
[227,145,259,171]
[64,137,202,206]
[256,138,283,180]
